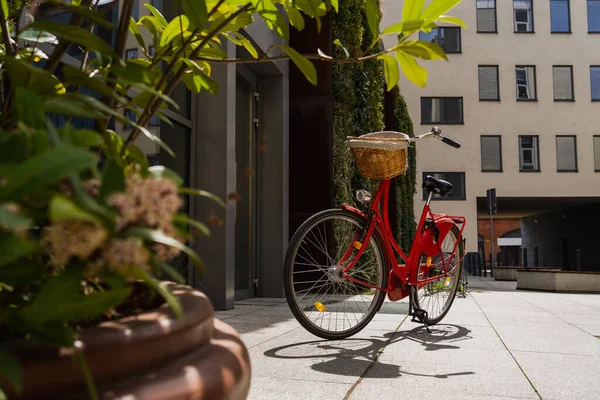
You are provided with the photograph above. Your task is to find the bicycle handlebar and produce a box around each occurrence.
[409,126,461,149]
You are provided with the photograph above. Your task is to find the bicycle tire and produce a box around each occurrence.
[283,209,388,340]
[411,225,464,325]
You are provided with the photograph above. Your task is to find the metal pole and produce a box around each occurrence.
[489,212,494,278]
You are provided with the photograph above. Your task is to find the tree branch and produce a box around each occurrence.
[0,6,15,56]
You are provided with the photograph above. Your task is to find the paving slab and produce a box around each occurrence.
[248,377,352,400]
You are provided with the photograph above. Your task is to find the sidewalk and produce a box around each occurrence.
[216,276,600,400]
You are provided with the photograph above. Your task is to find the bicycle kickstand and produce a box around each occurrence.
[410,308,431,334]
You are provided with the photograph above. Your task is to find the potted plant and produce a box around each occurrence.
[0,0,463,398]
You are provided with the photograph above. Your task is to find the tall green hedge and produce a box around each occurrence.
[332,1,417,251]
[332,0,383,208]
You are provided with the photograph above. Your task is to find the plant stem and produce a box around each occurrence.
[0,5,15,56]
[75,347,99,400]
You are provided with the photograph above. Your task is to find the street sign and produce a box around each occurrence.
[487,188,497,215]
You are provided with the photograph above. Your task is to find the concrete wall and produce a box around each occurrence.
[521,202,600,271]
[381,0,600,252]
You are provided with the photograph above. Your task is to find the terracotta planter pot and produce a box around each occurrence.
[1,283,251,400]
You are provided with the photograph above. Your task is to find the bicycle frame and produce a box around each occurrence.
[338,179,466,298]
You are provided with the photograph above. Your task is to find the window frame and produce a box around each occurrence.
[552,65,575,102]
[125,48,138,61]
[591,65,600,101]
[421,172,467,201]
[513,0,535,33]
[550,0,571,33]
[476,0,498,33]
[480,135,503,172]
[515,65,538,101]
[555,135,578,172]
[518,135,541,172]
[588,0,600,33]
[419,26,462,54]
[594,136,600,172]
[420,97,464,125]
[478,65,500,101]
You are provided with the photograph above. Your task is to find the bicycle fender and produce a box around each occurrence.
[341,204,366,219]
[418,219,455,256]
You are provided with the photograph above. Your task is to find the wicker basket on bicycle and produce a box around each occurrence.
[348,131,410,180]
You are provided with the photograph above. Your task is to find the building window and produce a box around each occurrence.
[419,27,461,53]
[125,48,138,61]
[553,66,574,101]
[514,0,534,32]
[550,0,570,33]
[516,66,537,100]
[478,65,500,100]
[132,0,140,20]
[589,0,600,32]
[421,172,466,200]
[519,136,540,172]
[149,115,161,127]
[556,136,577,172]
[150,0,163,10]
[420,97,463,124]
[149,45,155,57]
[124,108,137,129]
[593,136,600,171]
[591,66,600,101]
[481,136,502,172]
[477,0,497,32]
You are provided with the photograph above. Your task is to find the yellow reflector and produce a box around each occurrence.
[315,302,326,312]
[426,256,432,268]
[353,241,362,250]
[445,277,451,286]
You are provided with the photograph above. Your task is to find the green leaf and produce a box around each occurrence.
[198,46,228,60]
[44,97,103,119]
[365,0,380,39]
[399,40,448,61]
[0,57,65,96]
[13,88,45,129]
[153,257,185,284]
[0,261,45,287]
[124,227,204,272]
[286,6,305,30]
[438,15,467,29]
[59,127,104,148]
[49,194,102,225]
[402,0,426,21]
[110,61,159,86]
[125,145,150,172]
[51,2,115,29]
[333,39,349,58]
[275,44,317,85]
[382,55,400,91]
[144,3,168,27]
[134,123,175,158]
[23,21,117,58]
[173,213,211,238]
[234,32,258,58]
[182,0,208,29]
[396,50,428,87]
[381,19,426,35]
[0,145,97,201]
[24,268,132,323]
[422,0,462,21]
[139,16,160,44]
[135,270,182,318]
[253,0,289,39]
[179,187,226,208]
[100,158,125,199]
[0,351,22,393]
[0,205,32,230]
[0,0,8,19]
[0,232,40,266]
[18,30,58,44]
[160,15,189,47]
[148,166,183,186]
[129,17,146,53]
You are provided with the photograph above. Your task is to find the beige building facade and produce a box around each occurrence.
[382,0,600,262]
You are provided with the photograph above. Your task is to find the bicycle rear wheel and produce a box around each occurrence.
[411,225,464,325]
[283,209,387,340]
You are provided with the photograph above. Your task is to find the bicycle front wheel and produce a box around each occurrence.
[411,225,464,325]
[283,209,387,340]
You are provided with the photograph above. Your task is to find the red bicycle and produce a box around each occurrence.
[283,127,466,340]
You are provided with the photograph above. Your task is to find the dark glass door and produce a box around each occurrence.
[235,68,258,299]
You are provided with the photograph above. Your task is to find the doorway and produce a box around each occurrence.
[234,67,259,300]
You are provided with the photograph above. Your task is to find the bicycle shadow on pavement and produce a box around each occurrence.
[263,324,475,379]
